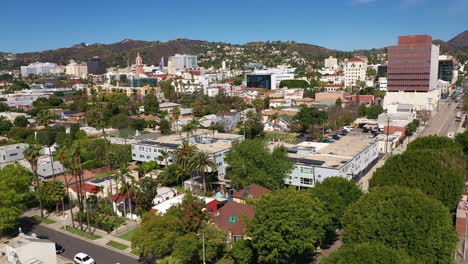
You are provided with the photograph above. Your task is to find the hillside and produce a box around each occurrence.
[448,30,468,48]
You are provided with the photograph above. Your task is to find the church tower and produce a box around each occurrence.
[135,52,144,77]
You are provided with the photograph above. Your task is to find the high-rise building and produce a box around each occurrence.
[135,52,144,77]
[344,57,367,87]
[384,35,440,111]
[387,35,439,92]
[168,54,198,73]
[66,60,88,78]
[324,56,339,70]
[87,56,106,75]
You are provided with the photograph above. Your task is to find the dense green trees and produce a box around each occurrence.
[455,130,468,155]
[291,105,327,133]
[0,164,32,236]
[132,194,225,263]
[279,79,309,88]
[226,139,292,190]
[249,188,330,263]
[310,177,362,230]
[37,181,65,214]
[342,186,456,263]
[321,243,414,264]
[365,104,384,119]
[370,137,465,210]
[13,115,29,127]
[159,118,171,135]
[230,240,256,264]
[239,110,264,139]
[143,93,159,114]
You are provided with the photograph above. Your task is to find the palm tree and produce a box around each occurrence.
[190,117,201,134]
[57,148,75,228]
[36,110,53,128]
[189,151,217,194]
[173,141,198,183]
[157,150,170,168]
[172,106,181,132]
[268,112,280,141]
[25,144,44,218]
[181,123,195,138]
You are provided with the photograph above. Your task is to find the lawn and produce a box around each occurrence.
[106,240,129,250]
[32,215,57,224]
[62,226,101,240]
[118,228,137,242]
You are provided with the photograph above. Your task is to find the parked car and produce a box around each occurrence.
[74,253,95,264]
[323,139,333,143]
[339,130,348,136]
[332,134,341,140]
[55,243,64,254]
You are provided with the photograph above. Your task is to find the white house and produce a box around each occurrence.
[153,187,178,205]
[3,233,57,264]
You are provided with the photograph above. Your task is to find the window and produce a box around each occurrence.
[139,147,144,151]
[140,155,144,158]
[300,177,313,185]
[300,166,313,174]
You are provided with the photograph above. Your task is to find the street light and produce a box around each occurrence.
[197,233,206,264]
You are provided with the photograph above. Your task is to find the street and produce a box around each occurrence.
[419,99,459,137]
[27,224,140,264]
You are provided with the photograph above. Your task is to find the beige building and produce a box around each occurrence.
[344,57,367,87]
[324,56,339,70]
[3,233,57,264]
[66,60,88,78]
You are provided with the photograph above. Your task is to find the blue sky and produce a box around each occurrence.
[1,0,467,53]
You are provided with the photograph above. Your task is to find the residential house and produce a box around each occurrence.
[153,187,178,205]
[3,233,57,264]
[232,184,271,204]
[0,143,28,164]
[68,182,102,201]
[211,202,255,242]
[216,111,241,131]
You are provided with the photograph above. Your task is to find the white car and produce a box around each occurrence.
[74,253,96,264]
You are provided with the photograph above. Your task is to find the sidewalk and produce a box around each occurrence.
[23,208,138,258]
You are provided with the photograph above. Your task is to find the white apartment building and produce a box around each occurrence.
[320,73,344,85]
[378,77,387,91]
[168,54,198,73]
[344,57,367,87]
[66,60,88,78]
[131,130,244,181]
[246,67,295,90]
[0,92,51,108]
[20,62,61,76]
[324,56,339,70]
[0,143,28,164]
[282,133,380,188]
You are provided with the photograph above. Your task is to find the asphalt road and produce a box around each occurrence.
[28,224,140,264]
[419,99,459,137]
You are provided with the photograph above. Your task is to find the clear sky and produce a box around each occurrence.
[1,0,467,53]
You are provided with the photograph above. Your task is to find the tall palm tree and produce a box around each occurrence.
[172,106,181,132]
[25,144,44,218]
[36,110,53,128]
[181,123,195,138]
[189,151,217,194]
[268,112,280,142]
[173,141,198,183]
[190,117,201,134]
[56,148,75,228]
[157,150,170,168]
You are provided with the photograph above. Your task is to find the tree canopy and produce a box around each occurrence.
[370,137,465,210]
[0,164,32,235]
[249,188,331,263]
[342,186,456,263]
[226,139,292,190]
[310,177,362,229]
[321,243,414,264]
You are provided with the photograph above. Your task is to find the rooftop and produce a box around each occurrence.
[232,184,271,200]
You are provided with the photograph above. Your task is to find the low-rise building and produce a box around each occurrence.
[131,130,244,181]
[282,132,380,188]
[0,143,28,164]
[153,187,178,205]
[3,233,57,264]
[211,202,255,242]
[232,184,271,204]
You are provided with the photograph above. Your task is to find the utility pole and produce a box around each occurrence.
[385,116,390,154]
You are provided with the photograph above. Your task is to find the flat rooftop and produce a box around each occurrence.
[281,132,378,169]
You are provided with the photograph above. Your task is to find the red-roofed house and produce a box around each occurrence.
[211,202,255,242]
[232,184,271,204]
[112,192,138,220]
[68,182,102,201]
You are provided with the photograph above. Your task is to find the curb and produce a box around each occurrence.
[40,223,139,260]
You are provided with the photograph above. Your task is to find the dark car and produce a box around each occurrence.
[55,243,64,254]
[332,134,341,140]
[339,130,348,136]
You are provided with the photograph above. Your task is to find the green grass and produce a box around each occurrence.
[119,228,137,241]
[32,215,57,224]
[106,240,129,250]
[62,226,101,240]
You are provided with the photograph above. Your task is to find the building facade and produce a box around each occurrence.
[438,59,454,83]
[87,56,106,74]
[344,57,367,87]
[324,56,339,70]
[135,52,144,77]
[65,60,88,78]
[168,54,198,72]
[246,68,295,90]
[283,134,380,188]
[0,143,28,164]
[21,62,60,76]
[387,35,439,92]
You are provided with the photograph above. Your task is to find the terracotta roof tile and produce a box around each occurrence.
[232,184,271,200]
[211,202,255,236]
